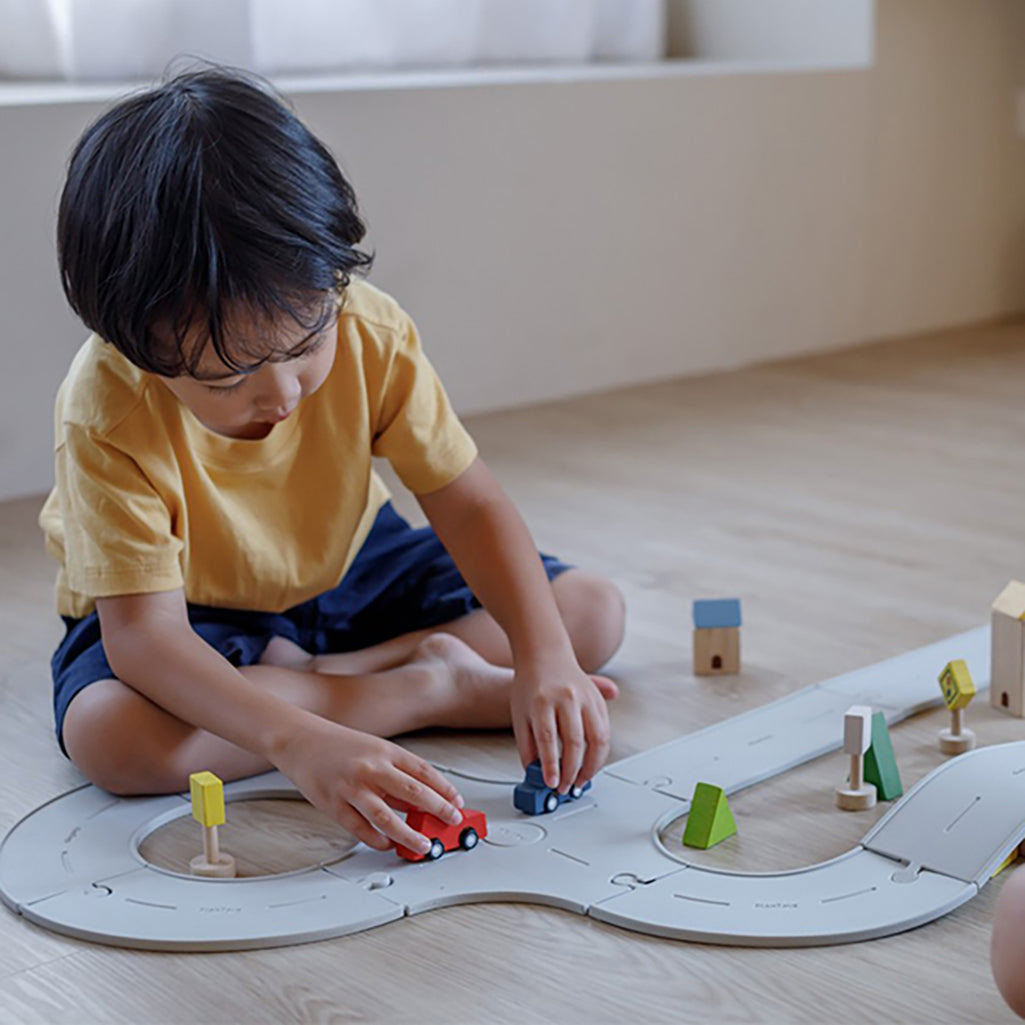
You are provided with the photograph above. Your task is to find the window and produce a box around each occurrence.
[0,0,668,82]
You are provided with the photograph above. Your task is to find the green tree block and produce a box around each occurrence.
[683,782,737,849]
[863,710,903,800]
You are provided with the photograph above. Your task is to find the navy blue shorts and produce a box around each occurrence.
[51,502,571,756]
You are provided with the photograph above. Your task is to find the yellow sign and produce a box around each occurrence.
[938,660,976,711]
[189,771,226,828]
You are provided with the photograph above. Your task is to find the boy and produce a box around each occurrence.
[39,67,625,858]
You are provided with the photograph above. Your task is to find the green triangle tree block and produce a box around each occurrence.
[863,710,903,800]
[683,782,737,849]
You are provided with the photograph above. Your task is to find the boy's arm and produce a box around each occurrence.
[417,456,612,792]
[96,589,461,854]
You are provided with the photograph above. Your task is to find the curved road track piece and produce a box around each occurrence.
[3,625,1016,950]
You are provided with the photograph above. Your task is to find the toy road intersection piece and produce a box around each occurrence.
[5,625,1023,952]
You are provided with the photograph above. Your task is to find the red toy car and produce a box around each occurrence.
[396,807,488,862]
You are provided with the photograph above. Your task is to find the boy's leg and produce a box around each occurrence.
[265,569,626,677]
[63,634,516,796]
[437,568,626,672]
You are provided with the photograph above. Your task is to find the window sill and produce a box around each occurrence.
[0,56,871,108]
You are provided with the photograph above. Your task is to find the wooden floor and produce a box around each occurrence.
[3,320,1025,1023]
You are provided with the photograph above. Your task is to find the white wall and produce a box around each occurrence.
[0,0,1023,502]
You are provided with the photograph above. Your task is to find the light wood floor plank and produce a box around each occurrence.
[2,322,1024,1022]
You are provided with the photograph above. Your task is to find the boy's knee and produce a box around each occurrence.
[63,679,192,796]
[554,571,626,673]
[80,743,187,797]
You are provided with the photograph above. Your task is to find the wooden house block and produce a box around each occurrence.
[693,628,740,676]
[991,580,1025,717]
[692,599,742,676]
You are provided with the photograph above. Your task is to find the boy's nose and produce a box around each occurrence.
[255,365,301,412]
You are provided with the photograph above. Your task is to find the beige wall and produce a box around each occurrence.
[864,0,1024,337]
[0,0,1023,501]
[667,0,873,65]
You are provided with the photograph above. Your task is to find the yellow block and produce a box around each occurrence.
[938,660,976,711]
[993,842,1025,878]
[189,771,226,828]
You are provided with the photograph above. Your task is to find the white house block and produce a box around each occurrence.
[990,580,1025,717]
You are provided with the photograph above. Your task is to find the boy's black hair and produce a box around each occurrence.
[57,65,373,377]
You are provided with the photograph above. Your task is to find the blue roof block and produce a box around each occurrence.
[693,598,742,630]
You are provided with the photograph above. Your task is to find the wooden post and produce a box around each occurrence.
[189,771,237,879]
[204,824,220,865]
[849,753,863,792]
[938,661,976,756]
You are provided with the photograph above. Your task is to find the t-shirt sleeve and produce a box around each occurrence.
[56,425,184,598]
[369,312,478,495]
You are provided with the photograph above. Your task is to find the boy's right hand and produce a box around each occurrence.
[273,720,465,856]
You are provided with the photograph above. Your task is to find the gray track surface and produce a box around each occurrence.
[4,626,1015,951]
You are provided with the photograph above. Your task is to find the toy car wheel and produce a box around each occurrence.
[569,784,584,800]
[544,792,559,813]
[425,838,445,861]
[459,827,479,850]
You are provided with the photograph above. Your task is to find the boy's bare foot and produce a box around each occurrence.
[258,633,514,730]
[260,635,316,669]
[411,634,619,729]
[258,631,617,733]
[410,633,515,730]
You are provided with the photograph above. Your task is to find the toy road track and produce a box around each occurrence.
[3,626,1017,951]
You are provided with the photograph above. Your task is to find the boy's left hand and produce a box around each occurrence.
[510,658,618,794]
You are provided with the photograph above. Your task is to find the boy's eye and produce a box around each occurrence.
[198,333,324,393]
[205,378,246,395]
[286,334,325,361]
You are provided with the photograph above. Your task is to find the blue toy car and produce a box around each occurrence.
[513,760,592,815]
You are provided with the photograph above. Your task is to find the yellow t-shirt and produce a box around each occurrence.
[38,280,478,619]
